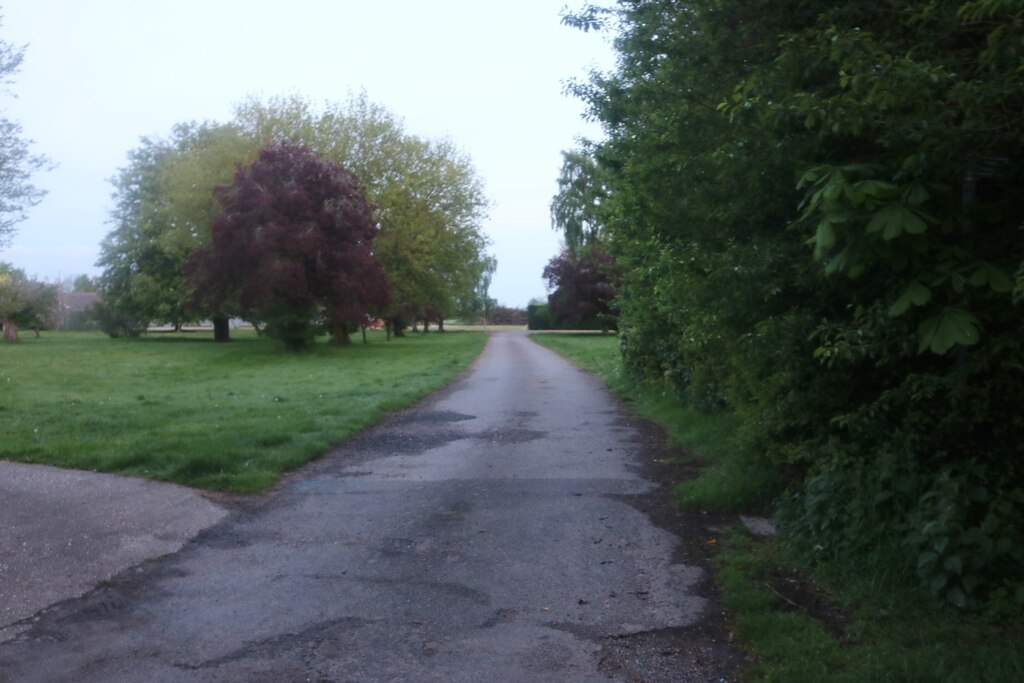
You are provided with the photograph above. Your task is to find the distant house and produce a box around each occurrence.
[56,291,102,330]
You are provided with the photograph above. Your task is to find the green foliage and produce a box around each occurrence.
[536,331,1024,679]
[550,149,610,255]
[564,0,1024,611]
[89,300,147,338]
[536,332,1022,680]
[0,263,58,340]
[233,94,493,328]
[98,123,255,332]
[0,22,48,246]
[716,531,1024,683]
[0,330,487,492]
[98,93,494,340]
[527,303,554,330]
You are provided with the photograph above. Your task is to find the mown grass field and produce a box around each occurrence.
[530,332,1023,683]
[0,329,486,492]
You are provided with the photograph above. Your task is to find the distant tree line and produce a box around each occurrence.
[560,1,1024,611]
[96,94,494,348]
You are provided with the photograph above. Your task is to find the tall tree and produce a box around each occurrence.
[98,94,492,341]
[234,95,492,333]
[550,149,609,255]
[0,19,47,247]
[97,123,257,338]
[189,143,388,349]
[564,0,1024,607]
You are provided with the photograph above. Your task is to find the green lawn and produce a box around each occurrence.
[0,329,486,492]
[531,332,1023,683]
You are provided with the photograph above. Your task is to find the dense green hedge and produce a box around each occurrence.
[565,0,1024,612]
[527,302,612,331]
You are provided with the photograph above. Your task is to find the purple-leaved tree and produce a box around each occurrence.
[189,142,388,348]
[543,246,618,332]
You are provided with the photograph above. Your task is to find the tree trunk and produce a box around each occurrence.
[437,318,445,333]
[331,321,351,345]
[2,318,19,342]
[213,315,231,343]
[361,325,367,344]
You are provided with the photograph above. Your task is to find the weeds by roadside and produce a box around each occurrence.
[531,332,1023,683]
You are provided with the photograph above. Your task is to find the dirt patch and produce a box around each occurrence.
[762,566,850,641]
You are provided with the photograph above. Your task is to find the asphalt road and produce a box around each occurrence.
[0,331,737,682]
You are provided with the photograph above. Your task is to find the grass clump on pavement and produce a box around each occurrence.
[0,330,486,492]
[531,331,1023,683]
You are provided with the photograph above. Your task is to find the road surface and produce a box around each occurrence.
[0,331,738,681]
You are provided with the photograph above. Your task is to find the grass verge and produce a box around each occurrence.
[0,329,486,492]
[531,332,1023,683]
[530,332,775,511]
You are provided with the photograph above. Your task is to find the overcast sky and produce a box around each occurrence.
[0,0,613,307]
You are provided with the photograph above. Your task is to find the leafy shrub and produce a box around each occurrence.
[527,303,553,330]
[780,459,1024,612]
[92,301,147,338]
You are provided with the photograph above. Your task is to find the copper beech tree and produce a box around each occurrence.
[189,143,388,348]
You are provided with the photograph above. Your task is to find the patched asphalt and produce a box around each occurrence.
[0,462,227,642]
[0,331,741,681]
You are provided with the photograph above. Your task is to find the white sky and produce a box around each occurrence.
[0,0,613,307]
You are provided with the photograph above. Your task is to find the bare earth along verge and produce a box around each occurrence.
[0,331,747,682]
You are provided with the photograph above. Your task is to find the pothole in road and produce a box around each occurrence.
[397,411,476,425]
[361,429,468,454]
[474,428,546,445]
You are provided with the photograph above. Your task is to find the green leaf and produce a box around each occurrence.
[917,550,938,569]
[867,203,927,240]
[951,272,966,293]
[965,263,1013,293]
[889,281,931,317]
[797,166,826,189]
[904,181,930,206]
[943,554,963,575]
[813,220,836,257]
[917,307,981,354]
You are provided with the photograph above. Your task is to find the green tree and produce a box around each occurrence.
[0,20,47,247]
[98,93,493,342]
[565,0,1024,609]
[550,149,609,255]
[0,262,56,341]
[234,95,492,334]
[97,123,258,339]
[189,143,388,349]
[70,274,99,292]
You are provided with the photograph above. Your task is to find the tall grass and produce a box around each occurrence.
[0,330,486,492]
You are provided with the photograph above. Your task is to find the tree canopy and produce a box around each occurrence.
[0,262,56,342]
[96,93,492,340]
[563,0,1024,609]
[189,143,387,349]
[543,246,617,331]
[0,20,48,246]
